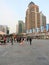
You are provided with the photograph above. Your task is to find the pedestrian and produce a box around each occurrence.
[11,37,13,45]
[29,38,32,45]
[20,38,24,45]
[4,37,6,44]
[27,38,28,41]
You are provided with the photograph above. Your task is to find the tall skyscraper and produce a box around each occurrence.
[25,1,46,33]
[40,12,46,32]
[18,20,25,33]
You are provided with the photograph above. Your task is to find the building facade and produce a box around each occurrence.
[40,12,46,32]
[18,20,25,33]
[0,25,9,34]
[16,24,19,34]
[25,2,46,33]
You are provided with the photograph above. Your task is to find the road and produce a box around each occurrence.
[0,39,49,65]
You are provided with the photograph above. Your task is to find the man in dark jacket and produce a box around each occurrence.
[29,38,32,45]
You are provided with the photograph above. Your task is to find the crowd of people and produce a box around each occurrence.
[0,35,32,45]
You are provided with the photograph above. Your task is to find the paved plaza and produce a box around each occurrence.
[0,39,49,65]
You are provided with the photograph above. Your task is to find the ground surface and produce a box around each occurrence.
[0,39,49,65]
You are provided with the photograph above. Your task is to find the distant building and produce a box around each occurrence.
[40,12,46,32]
[0,25,9,34]
[16,24,19,34]
[25,2,40,33]
[18,20,25,33]
[25,1,46,33]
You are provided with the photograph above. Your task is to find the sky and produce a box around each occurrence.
[0,0,49,33]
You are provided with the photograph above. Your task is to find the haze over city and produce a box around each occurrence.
[0,0,49,33]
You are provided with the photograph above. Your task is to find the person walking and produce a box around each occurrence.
[11,37,13,45]
[20,38,24,45]
[29,38,32,45]
[4,37,6,44]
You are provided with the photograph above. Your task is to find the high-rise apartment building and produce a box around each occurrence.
[40,12,46,32]
[25,2,46,33]
[40,13,46,27]
[18,20,25,33]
